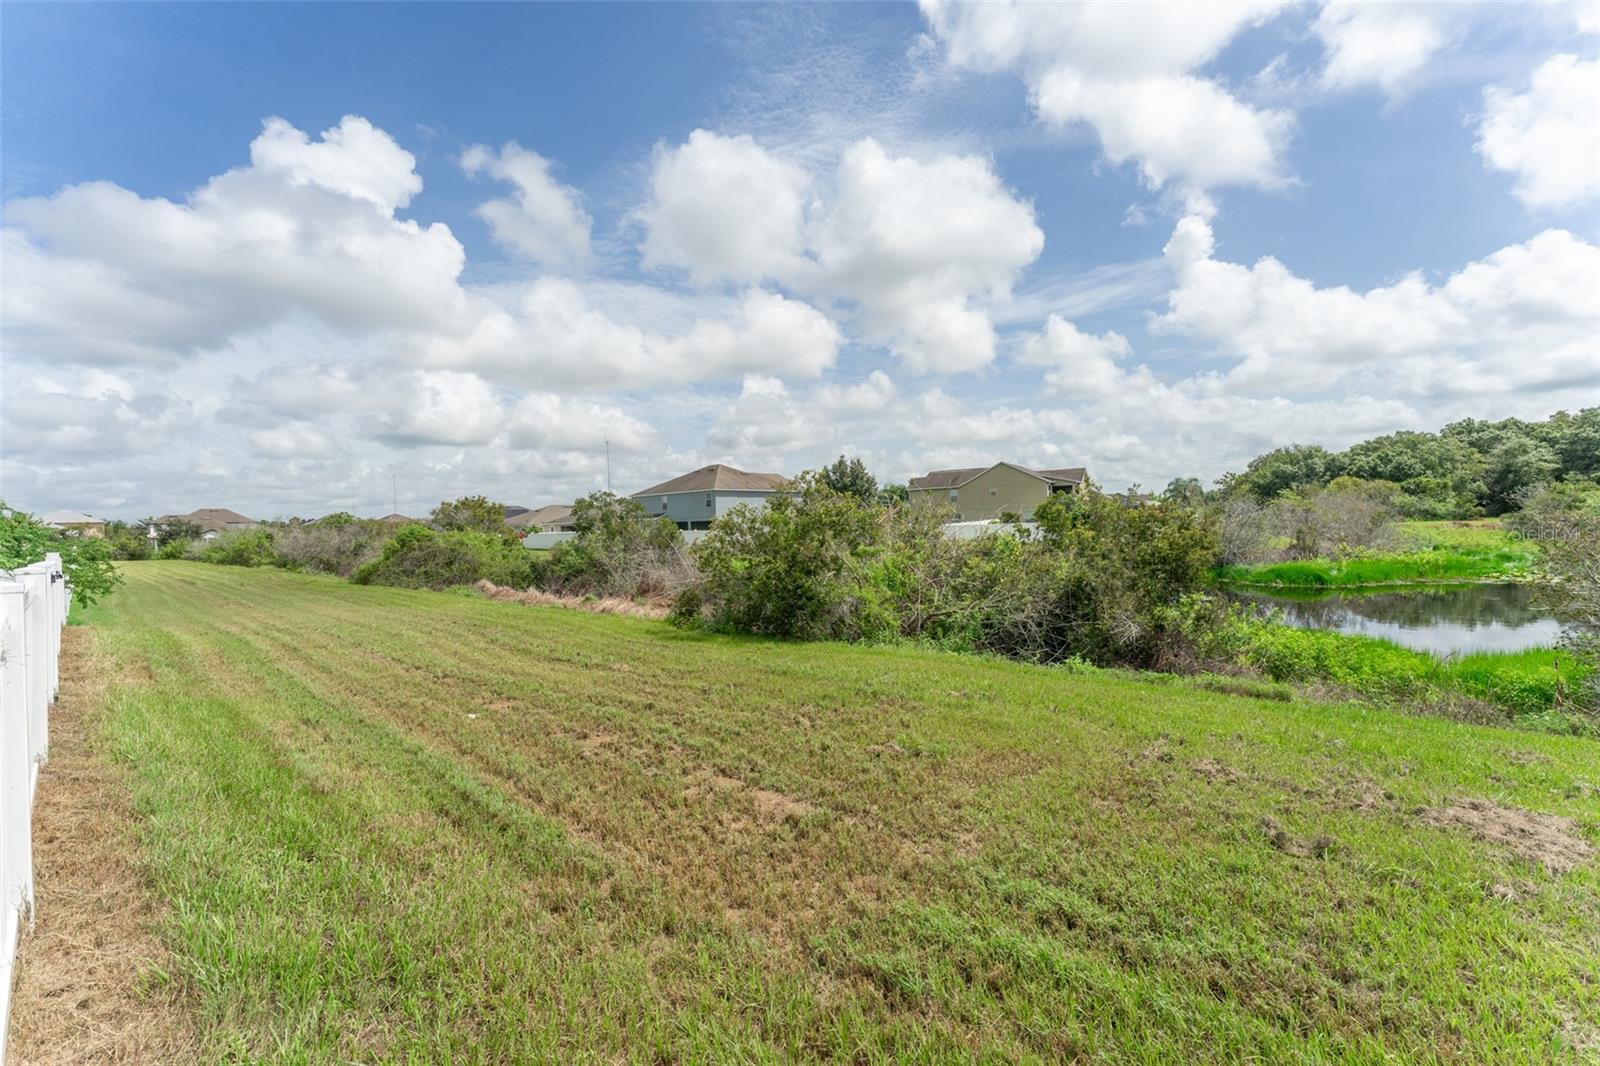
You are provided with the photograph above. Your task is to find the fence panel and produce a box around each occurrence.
[0,557,66,1066]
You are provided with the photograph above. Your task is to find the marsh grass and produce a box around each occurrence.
[1229,621,1591,728]
[1218,519,1538,588]
[1216,547,1537,588]
[52,563,1600,1062]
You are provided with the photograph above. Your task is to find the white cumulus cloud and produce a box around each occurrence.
[639,133,1043,375]
[1017,316,1137,397]
[428,282,842,389]
[462,142,593,267]
[1152,214,1600,396]
[376,370,506,447]
[249,421,338,459]
[1478,54,1600,210]
[919,0,1293,195]
[1313,1,1453,97]
[638,130,812,285]
[4,115,469,365]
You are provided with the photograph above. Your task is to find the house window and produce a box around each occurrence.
[990,488,997,496]
[948,489,959,502]
[660,496,668,510]
[705,493,713,508]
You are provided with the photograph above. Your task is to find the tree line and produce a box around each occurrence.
[1168,408,1599,518]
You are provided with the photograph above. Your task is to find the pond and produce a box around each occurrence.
[1231,582,1565,657]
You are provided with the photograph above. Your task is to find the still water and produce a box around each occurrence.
[1233,582,1564,656]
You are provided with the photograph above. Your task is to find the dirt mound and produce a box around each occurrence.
[1193,758,1243,784]
[1422,799,1594,875]
[1259,816,1333,859]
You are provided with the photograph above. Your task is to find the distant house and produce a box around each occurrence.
[503,505,531,520]
[907,463,1087,521]
[377,513,419,525]
[631,464,789,530]
[39,511,107,538]
[511,504,576,533]
[158,507,258,541]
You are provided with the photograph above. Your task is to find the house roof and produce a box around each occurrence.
[908,467,987,490]
[39,510,103,526]
[377,513,418,523]
[503,505,531,518]
[159,508,256,529]
[508,504,573,528]
[632,464,789,497]
[909,463,1087,490]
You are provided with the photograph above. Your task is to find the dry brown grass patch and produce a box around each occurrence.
[473,581,670,620]
[7,628,198,1064]
[1421,798,1595,875]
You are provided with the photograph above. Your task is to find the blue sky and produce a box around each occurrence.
[3,1,1597,518]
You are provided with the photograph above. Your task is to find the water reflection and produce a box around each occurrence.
[1232,582,1565,656]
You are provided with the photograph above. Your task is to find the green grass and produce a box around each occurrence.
[1218,520,1539,588]
[1216,546,1537,588]
[1228,621,1593,730]
[71,562,1600,1062]
[1399,519,1522,552]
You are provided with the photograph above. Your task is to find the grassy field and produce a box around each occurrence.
[22,562,1600,1062]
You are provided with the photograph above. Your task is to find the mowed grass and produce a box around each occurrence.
[75,562,1600,1062]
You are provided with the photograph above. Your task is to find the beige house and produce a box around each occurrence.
[907,463,1087,521]
[40,511,107,537]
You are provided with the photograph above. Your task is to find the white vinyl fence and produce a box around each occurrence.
[0,553,68,1066]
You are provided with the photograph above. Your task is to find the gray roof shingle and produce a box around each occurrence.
[909,464,1087,490]
[632,464,789,497]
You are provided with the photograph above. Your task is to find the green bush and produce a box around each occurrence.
[538,492,688,598]
[689,478,1221,667]
[198,528,278,567]
[104,520,154,560]
[156,539,194,560]
[0,502,122,607]
[430,495,519,540]
[1028,492,1222,666]
[351,524,535,590]
[690,474,894,641]
[274,518,391,577]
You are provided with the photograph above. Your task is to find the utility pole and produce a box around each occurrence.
[392,474,398,515]
[605,438,612,493]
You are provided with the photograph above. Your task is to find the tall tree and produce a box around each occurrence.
[431,495,513,536]
[819,455,878,501]
[1161,477,1206,507]
[1234,444,1341,501]
[1481,438,1559,515]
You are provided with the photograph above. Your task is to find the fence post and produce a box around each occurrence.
[42,555,63,701]
[0,581,33,923]
[14,569,50,787]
